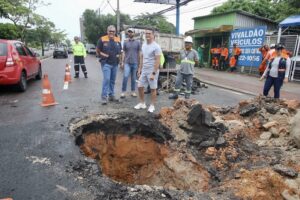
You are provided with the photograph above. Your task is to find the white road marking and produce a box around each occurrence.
[25,156,51,165]
[63,82,69,90]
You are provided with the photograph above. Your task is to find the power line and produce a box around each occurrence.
[99,0,106,10]
[164,0,224,16]
[107,0,117,13]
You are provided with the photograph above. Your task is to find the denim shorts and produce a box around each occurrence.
[137,70,159,89]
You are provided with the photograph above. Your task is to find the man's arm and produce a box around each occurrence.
[137,52,143,77]
[153,54,160,73]
[137,41,141,67]
[96,39,109,58]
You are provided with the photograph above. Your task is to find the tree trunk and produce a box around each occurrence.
[41,42,44,56]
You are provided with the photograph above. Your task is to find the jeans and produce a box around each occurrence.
[122,63,138,92]
[263,76,283,99]
[174,73,193,94]
[219,56,227,70]
[101,63,118,98]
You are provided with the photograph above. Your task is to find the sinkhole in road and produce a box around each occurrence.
[72,113,210,191]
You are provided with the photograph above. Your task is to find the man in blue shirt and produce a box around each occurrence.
[96,25,122,105]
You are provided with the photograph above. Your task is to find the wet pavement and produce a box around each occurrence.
[0,55,251,199]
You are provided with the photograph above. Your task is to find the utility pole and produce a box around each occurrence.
[176,0,180,36]
[117,0,120,35]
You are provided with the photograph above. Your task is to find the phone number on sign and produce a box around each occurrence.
[239,55,260,62]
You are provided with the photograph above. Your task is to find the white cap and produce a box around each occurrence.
[184,36,193,43]
[270,44,276,48]
[127,28,134,33]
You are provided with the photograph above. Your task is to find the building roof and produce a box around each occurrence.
[279,15,300,27]
[193,10,277,24]
[185,25,233,35]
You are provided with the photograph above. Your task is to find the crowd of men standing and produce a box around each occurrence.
[71,25,293,112]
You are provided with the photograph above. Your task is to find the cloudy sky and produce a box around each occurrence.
[35,0,227,38]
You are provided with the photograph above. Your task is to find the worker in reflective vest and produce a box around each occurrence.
[258,44,270,75]
[260,44,291,99]
[229,43,242,72]
[169,36,199,100]
[72,36,87,78]
[197,44,205,68]
[210,44,221,70]
[219,44,228,71]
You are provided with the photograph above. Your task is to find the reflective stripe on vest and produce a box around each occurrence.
[181,60,195,64]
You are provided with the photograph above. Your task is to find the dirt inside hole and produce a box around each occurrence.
[80,132,210,191]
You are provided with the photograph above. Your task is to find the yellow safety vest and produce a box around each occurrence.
[72,42,86,57]
[160,54,165,66]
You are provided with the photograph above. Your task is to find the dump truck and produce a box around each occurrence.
[120,25,184,72]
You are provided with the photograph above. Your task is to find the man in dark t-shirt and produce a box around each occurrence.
[120,28,141,98]
[96,25,122,105]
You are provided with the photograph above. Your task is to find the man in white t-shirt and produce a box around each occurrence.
[134,29,162,113]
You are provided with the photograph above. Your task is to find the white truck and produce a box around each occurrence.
[121,26,184,69]
[85,43,96,54]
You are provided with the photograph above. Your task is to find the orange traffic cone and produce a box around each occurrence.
[65,64,72,83]
[41,74,58,107]
[63,64,72,90]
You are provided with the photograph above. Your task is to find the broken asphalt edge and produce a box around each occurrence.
[194,75,257,97]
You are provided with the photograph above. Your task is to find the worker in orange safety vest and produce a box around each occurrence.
[219,44,229,71]
[229,43,242,72]
[258,44,270,75]
[210,44,221,70]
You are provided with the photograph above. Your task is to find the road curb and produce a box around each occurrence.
[194,77,257,96]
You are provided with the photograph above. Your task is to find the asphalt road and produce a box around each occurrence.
[0,55,251,200]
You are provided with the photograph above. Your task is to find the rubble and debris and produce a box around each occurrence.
[273,164,299,178]
[291,110,300,149]
[68,96,300,200]
[239,103,259,116]
[158,73,207,93]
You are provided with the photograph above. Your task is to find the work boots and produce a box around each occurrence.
[168,93,178,99]
[185,93,190,99]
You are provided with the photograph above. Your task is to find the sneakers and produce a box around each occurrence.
[74,74,79,78]
[120,93,126,99]
[131,92,137,97]
[101,97,108,105]
[148,105,155,113]
[134,102,146,110]
[84,73,88,78]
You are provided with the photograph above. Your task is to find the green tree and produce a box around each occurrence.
[212,0,300,22]
[133,13,176,34]
[82,9,132,44]
[0,0,49,41]
[0,23,21,39]
[25,14,66,56]
[50,31,67,47]
[65,39,71,47]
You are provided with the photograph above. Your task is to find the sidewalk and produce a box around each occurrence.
[194,68,300,101]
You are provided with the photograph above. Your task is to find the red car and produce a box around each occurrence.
[0,39,42,92]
